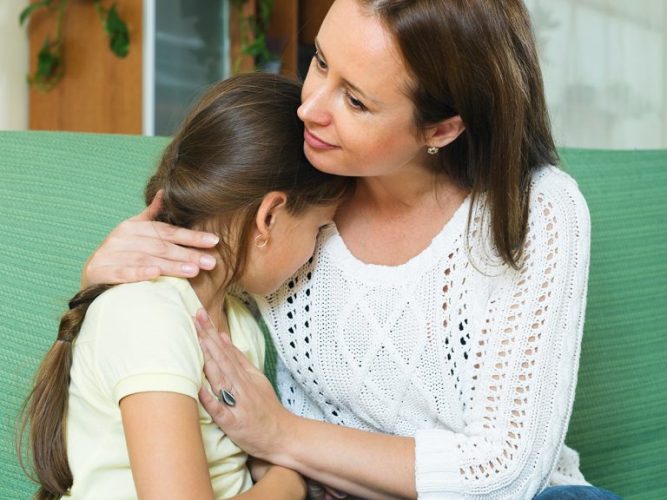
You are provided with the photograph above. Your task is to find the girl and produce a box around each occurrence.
[20,73,351,500]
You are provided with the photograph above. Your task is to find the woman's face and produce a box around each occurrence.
[298,0,429,178]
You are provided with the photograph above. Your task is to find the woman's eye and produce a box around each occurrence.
[313,50,327,71]
[345,91,367,112]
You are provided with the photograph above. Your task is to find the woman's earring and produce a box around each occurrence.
[255,234,269,248]
[427,146,440,155]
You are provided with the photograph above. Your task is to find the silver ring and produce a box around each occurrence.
[219,388,236,407]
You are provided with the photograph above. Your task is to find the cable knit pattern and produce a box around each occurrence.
[255,166,591,499]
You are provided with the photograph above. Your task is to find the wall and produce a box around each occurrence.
[526,0,667,149]
[0,1,29,131]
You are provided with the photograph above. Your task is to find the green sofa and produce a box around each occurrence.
[1,131,665,499]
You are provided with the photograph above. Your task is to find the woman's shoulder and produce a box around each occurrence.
[529,165,590,226]
[531,165,587,204]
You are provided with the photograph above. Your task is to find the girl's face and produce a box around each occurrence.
[297,0,428,178]
[239,203,338,296]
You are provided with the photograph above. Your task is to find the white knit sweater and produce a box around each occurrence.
[256,166,591,499]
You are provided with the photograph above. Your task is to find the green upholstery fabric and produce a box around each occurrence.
[559,150,667,500]
[1,132,167,499]
[0,132,664,498]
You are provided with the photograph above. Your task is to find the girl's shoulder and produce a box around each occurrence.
[80,277,195,342]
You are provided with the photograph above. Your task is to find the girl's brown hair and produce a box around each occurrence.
[360,0,557,268]
[19,72,352,499]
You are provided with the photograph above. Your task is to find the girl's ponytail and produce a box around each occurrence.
[19,284,112,499]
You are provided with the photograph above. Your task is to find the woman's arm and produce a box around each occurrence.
[82,192,220,288]
[121,391,215,500]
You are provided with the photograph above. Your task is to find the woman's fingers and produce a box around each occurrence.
[86,251,206,285]
[112,221,219,254]
[200,335,248,386]
[83,202,221,286]
[85,260,160,285]
[198,385,231,425]
[195,310,257,375]
[194,309,221,339]
[87,231,217,281]
[199,338,231,392]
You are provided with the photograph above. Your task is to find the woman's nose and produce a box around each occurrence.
[298,79,332,127]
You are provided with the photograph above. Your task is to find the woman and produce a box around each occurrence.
[83,1,619,498]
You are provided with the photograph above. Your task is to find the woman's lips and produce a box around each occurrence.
[304,129,337,150]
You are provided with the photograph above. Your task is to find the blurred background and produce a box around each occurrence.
[1,0,665,149]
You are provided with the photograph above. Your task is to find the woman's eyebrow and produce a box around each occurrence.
[314,39,380,105]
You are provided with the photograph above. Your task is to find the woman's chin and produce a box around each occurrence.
[304,144,347,176]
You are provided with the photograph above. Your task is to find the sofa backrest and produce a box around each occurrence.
[0,132,665,499]
[559,149,667,499]
[0,132,167,498]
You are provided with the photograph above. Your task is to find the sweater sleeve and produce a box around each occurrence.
[415,171,591,499]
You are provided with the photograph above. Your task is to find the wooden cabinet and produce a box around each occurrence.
[28,0,143,134]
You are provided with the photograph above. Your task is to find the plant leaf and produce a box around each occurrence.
[36,37,60,79]
[19,0,53,26]
[105,4,129,57]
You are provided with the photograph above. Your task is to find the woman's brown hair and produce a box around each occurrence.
[19,72,352,499]
[360,0,557,268]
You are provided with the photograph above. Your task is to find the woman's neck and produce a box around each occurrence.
[334,164,469,266]
[348,164,466,216]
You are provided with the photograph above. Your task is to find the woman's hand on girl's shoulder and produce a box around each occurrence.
[81,191,220,287]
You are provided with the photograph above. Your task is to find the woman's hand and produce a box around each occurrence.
[195,309,294,462]
[82,191,220,287]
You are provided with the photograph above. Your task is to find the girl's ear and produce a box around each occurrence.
[424,115,466,149]
[254,192,288,238]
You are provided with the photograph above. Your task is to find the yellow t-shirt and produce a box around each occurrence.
[66,277,264,499]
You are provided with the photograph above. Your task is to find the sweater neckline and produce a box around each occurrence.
[321,194,471,285]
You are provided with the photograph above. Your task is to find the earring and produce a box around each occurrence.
[427,146,440,155]
[255,234,269,248]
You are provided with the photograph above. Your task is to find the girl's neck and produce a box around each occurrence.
[187,249,230,332]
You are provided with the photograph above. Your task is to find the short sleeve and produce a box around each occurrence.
[88,281,203,404]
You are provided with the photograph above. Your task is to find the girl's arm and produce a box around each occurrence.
[81,193,219,288]
[235,464,307,500]
[121,391,215,500]
[121,391,307,500]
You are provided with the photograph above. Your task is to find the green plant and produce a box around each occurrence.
[231,0,277,73]
[19,0,130,91]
